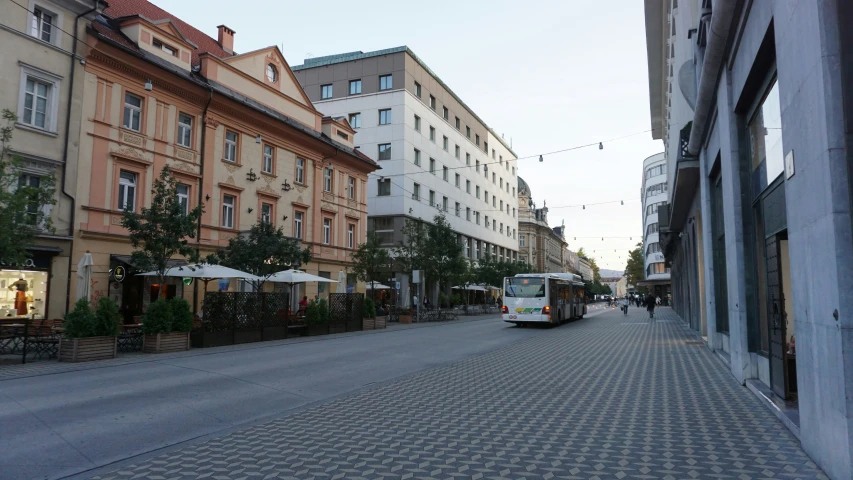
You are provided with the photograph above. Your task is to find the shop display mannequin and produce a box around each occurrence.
[8,278,28,315]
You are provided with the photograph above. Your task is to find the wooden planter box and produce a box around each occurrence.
[191,330,233,348]
[143,332,190,354]
[375,316,387,329]
[262,326,288,341]
[363,317,375,330]
[308,325,328,336]
[59,336,117,362]
[399,315,413,324]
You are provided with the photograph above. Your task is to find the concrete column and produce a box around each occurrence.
[774,2,853,477]
[716,69,751,384]
[699,147,718,350]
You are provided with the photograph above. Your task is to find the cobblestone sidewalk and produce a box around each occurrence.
[89,307,826,480]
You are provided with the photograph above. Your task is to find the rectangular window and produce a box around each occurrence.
[493,196,496,207]
[379,74,392,90]
[519,234,526,247]
[500,200,503,211]
[379,108,392,125]
[455,202,460,216]
[429,126,436,142]
[512,187,516,197]
[484,191,488,204]
[412,183,420,201]
[177,113,193,148]
[466,180,471,193]
[500,178,503,188]
[378,143,391,160]
[348,113,361,128]
[176,183,190,215]
[455,117,460,130]
[348,176,356,200]
[429,158,436,174]
[442,166,449,181]
[295,157,305,184]
[485,215,490,228]
[31,7,55,42]
[414,115,421,131]
[484,141,488,153]
[467,153,471,166]
[475,134,480,146]
[442,196,448,212]
[321,84,333,99]
[348,224,355,248]
[466,126,471,138]
[118,170,137,211]
[222,194,235,229]
[324,167,333,192]
[294,211,303,239]
[123,93,142,131]
[476,212,480,225]
[455,145,460,159]
[476,160,480,172]
[466,207,471,221]
[349,79,362,95]
[492,149,496,159]
[18,174,41,224]
[377,178,391,196]
[263,145,274,174]
[476,185,480,198]
[153,39,177,56]
[224,130,238,162]
[21,77,52,130]
[429,95,436,109]
[323,218,332,244]
[749,81,784,192]
[442,106,448,120]
[261,203,272,224]
[413,148,420,166]
[512,207,516,217]
[414,82,421,97]
[429,190,435,207]
[443,136,448,151]
[492,172,496,183]
[455,173,460,187]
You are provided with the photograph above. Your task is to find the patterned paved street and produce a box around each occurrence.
[88,306,826,480]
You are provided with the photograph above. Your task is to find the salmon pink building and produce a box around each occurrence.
[70,0,378,319]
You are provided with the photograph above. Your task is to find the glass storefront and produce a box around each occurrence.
[0,269,48,318]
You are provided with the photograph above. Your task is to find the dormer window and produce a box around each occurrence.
[266,64,278,82]
[153,38,177,56]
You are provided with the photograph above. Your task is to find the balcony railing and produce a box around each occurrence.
[678,121,696,163]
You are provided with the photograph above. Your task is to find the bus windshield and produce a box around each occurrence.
[504,277,546,298]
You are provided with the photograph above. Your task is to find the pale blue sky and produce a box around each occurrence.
[152,0,663,270]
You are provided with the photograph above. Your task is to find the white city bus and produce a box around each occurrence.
[501,273,587,325]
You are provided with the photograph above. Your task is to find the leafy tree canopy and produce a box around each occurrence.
[212,221,312,288]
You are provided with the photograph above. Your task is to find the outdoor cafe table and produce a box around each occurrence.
[0,317,33,364]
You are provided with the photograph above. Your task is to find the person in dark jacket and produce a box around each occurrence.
[645,294,657,319]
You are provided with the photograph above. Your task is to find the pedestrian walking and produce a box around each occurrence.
[646,294,657,320]
[423,296,430,310]
[621,296,629,315]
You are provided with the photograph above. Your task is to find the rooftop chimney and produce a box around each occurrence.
[217,25,235,54]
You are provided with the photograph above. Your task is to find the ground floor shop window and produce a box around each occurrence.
[0,270,47,318]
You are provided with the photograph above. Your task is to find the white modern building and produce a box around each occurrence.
[639,152,670,298]
[292,47,519,302]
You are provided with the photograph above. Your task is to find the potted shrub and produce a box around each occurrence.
[362,297,376,330]
[60,298,120,362]
[399,307,414,324]
[306,300,327,336]
[142,298,191,353]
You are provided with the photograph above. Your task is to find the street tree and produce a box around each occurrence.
[624,242,645,287]
[0,109,56,265]
[213,221,312,289]
[452,258,478,305]
[424,212,464,292]
[350,232,391,301]
[121,166,204,290]
[393,217,429,302]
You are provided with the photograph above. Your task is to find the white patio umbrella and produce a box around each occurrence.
[366,281,391,290]
[267,269,339,309]
[335,270,347,294]
[137,263,260,290]
[75,251,94,301]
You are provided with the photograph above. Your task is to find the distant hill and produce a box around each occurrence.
[599,269,624,278]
